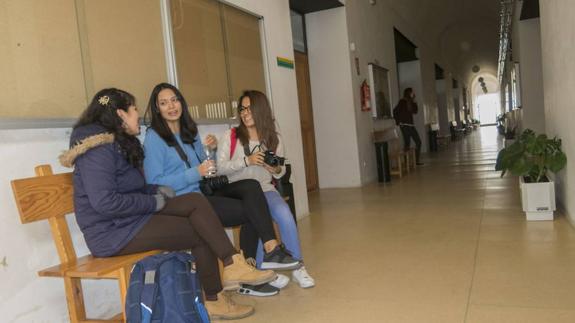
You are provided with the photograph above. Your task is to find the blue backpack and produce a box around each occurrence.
[125,252,210,323]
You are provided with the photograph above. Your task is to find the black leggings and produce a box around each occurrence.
[117,193,236,297]
[206,179,276,260]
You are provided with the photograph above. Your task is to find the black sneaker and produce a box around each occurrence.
[261,244,301,270]
[238,283,279,297]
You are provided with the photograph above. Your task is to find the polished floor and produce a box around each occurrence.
[232,126,575,323]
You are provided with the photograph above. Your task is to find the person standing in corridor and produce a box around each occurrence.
[393,88,424,165]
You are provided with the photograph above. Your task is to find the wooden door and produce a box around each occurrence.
[294,51,319,191]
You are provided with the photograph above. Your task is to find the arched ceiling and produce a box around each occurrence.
[387,0,500,88]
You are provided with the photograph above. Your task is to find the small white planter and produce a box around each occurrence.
[519,177,555,221]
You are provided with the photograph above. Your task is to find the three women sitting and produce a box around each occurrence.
[63,84,314,321]
[61,88,278,320]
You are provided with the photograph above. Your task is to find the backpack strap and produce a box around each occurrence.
[137,253,194,323]
[230,128,238,159]
[140,270,158,323]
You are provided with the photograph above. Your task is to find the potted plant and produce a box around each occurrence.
[495,129,567,221]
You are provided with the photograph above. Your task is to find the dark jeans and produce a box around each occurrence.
[117,192,236,297]
[400,125,422,163]
[206,179,277,260]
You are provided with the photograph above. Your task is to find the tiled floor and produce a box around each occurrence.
[231,127,575,323]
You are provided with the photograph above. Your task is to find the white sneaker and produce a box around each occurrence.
[269,273,290,289]
[292,266,315,288]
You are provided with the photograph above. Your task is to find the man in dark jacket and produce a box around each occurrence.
[393,88,423,165]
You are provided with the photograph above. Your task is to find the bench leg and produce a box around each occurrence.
[118,266,132,322]
[63,277,87,323]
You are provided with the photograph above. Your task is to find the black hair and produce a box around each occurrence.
[74,88,144,167]
[403,88,413,98]
[144,83,198,146]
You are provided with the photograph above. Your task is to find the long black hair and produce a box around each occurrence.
[74,88,144,167]
[144,83,198,146]
[236,90,279,152]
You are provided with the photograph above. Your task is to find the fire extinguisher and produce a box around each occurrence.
[361,80,371,111]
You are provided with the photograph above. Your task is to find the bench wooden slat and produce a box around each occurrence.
[82,313,122,323]
[11,172,74,223]
[65,251,160,278]
[37,250,160,279]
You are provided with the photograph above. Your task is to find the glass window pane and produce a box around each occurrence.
[223,4,266,116]
[79,0,166,114]
[0,0,86,118]
[171,0,229,120]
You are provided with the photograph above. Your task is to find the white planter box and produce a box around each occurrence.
[519,177,555,221]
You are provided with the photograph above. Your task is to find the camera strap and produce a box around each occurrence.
[172,138,202,169]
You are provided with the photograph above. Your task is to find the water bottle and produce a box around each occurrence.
[204,146,216,178]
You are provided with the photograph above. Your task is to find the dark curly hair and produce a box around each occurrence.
[74,88,144,167]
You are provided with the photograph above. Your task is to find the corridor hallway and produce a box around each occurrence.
[240,127,575,323]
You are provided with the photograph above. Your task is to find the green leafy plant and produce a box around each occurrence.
[495,129,567,183]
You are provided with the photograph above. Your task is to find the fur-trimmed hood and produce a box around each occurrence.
[59,125,115,168]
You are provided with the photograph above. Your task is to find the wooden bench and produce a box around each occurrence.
[11,165,160,323]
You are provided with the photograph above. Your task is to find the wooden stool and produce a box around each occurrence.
[405,148,416,170]
[389,150,406,178]
[388,138,407,178]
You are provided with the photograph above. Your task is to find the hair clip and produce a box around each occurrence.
[98,95,110,106]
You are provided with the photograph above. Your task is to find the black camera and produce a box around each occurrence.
[263,151,286,167]
[199,175,229,195]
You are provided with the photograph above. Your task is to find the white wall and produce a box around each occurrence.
[539,0,575,223]
[0,1,309,321]
[306,1,450,187]
[518,18,546,134]
[398,61,428,153]
[306,7,362,188]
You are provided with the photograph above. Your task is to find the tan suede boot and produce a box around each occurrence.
[205,292,254,320]
[222,253,276,290]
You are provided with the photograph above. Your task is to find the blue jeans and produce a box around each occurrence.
[255,191,302,267]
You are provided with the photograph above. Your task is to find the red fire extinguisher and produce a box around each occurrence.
[361,80,371,111]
